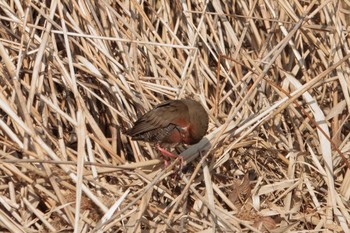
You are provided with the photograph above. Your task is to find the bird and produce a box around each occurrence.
[125,99,209,165]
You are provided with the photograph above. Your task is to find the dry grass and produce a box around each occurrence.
[0,0,350,232]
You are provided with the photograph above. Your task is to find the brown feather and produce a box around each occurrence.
[126,99,208,145]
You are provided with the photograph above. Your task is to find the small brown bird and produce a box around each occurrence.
[126,99,209,164]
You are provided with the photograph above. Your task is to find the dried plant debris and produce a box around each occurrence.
[0,0,349,232]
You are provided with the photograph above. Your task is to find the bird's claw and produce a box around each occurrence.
[156,144,184,170]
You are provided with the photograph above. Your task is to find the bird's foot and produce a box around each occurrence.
[156,144,184,170]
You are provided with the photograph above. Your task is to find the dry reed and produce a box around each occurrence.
[0,0,350,232]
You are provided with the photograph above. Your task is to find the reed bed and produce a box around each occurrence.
[0,0,349,232]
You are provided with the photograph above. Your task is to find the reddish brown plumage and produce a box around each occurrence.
[126,99,209,145]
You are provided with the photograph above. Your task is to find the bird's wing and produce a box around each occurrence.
[126,100,188,136]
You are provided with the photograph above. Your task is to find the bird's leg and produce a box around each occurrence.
[156,144,184,168]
